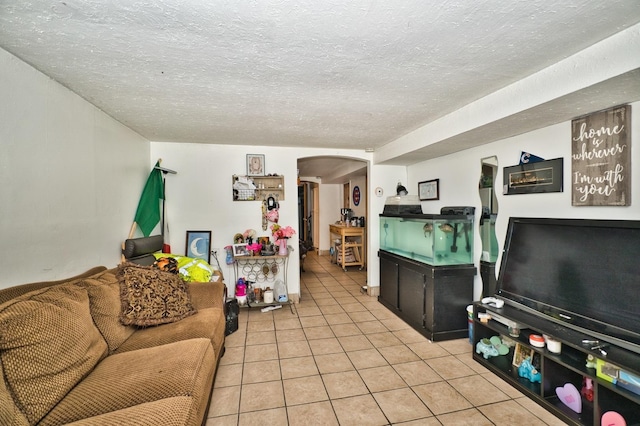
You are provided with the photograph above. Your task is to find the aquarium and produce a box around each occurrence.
[479,213,499,262]
[380,214,474,266]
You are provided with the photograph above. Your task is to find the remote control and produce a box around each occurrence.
[481,297,504,308]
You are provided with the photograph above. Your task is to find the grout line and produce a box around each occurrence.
[211,252,537,425]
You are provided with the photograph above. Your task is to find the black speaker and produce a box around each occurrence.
[225,298,239,336]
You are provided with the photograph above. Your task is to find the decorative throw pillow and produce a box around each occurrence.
[117,263,196,327]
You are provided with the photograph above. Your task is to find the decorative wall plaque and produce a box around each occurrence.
[571,105,631,206]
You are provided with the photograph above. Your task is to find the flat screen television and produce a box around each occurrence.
[496,217,640,355]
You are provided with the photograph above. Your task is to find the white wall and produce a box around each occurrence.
[3,41,636,301]
[318,183,342,250]
[0,48,150,288]
[407,102,640,300]
[366,164,407,290]
[150,143,373,297]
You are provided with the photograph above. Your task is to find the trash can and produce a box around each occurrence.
[467,305,474,344]
[225,298,239,336]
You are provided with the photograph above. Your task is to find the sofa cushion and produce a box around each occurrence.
[82,272,136,353]
[0,284,108,425]
[40,338,215,426]
[0,266,107,306]
[189,281,225,311]
[117,263,196,327]
[0,360,29,426]
[114,307,225,356]
[64,396,197,426]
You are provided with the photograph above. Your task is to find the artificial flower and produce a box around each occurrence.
[271,224,296,242]
[246,243,262,254]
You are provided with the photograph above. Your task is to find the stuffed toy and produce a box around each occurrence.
[153,257,178,274]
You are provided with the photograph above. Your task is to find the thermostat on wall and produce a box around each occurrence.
[375,187,384,197]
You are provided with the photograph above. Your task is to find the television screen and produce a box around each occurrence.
[496,217,640,353]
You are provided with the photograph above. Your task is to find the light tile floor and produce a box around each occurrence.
[207,252,567,425]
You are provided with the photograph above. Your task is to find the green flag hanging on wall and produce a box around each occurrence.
[133,161,164,236]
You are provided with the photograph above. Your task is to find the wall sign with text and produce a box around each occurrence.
[571,105,631,206]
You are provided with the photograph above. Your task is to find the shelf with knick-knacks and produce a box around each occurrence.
[232,175,285,201]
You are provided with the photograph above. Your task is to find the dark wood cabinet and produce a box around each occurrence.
[379,255,399,310]
[398,263,425,331]
[378,250,475,341]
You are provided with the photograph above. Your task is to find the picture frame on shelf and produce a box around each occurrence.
[185,230,211,263]
[246,154,265,176]
[418,178,440,201]
[512,343,534,367]
[232,243,250,257]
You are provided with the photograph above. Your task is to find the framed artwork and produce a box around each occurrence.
[571,105,630,206]
[257,236,271,247]
[512,343,534,367]
[232,243,250,257]
[503,158,563,195]
[418,179,440,201]
[246,154,265,176]
[185,230,211,263]
[352,185,361,206]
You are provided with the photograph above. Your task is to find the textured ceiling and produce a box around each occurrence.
[2,1,640,176]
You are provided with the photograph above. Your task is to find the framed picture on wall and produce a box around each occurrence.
[185,230,211,263]
[418,179,440,201]
[246,154,265,176]
[503,158,563,195]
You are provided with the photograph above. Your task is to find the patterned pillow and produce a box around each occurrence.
[117,263,196,327]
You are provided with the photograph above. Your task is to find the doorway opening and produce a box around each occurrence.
[296,156,368,269]
[298,181,319,251]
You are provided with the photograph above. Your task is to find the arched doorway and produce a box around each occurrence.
[296,156,368,262]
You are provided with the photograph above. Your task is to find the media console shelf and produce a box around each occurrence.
[472,302,640,425]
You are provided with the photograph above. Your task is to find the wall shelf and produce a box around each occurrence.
[232,175,285,201]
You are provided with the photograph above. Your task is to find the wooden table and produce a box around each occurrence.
[329,224,365,271]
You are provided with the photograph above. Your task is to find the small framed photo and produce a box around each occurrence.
[186,231,211,263]
[246,154,265,176]
[233,243,250,257]
[512,343,534,367]
[418,179,440,201]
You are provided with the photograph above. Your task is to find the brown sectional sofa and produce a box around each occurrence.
[0,266,226,426]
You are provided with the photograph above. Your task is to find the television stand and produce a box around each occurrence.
[472,302,640,426]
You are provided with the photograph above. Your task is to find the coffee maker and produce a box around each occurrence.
[340,208,353,224]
